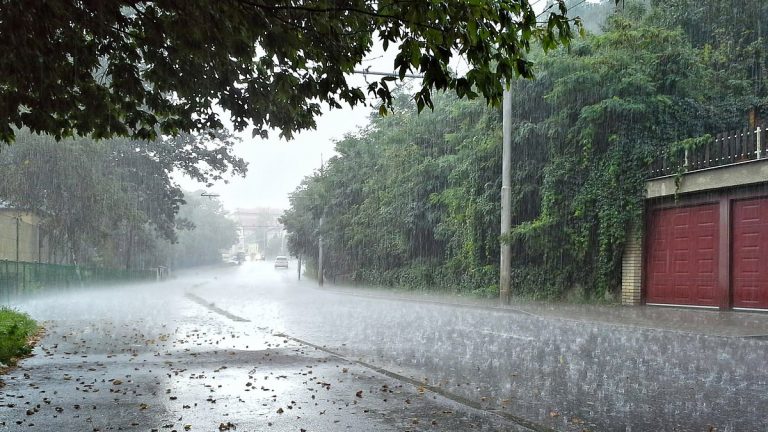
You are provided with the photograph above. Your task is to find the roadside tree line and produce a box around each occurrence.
[0,130,241,270]
[281,1,767,299]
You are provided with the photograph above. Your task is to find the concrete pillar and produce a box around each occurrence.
[621,225,643,305]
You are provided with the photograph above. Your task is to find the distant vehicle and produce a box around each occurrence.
[274,256,289,268]
[236,251,246,265]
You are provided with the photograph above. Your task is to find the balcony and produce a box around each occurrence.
[649,125,767,178]
[647,125,768,199]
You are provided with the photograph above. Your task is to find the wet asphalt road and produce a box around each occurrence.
[2,261,768,431]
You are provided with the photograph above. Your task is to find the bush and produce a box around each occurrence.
[510,266,570,300]
[0,307,38,365]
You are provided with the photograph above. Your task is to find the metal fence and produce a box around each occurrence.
[0,260,157,301]
[649,124,768,178]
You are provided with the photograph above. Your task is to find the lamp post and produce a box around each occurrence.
[15,212,20,292]
[317,216,324,286]
[499,87,513,305]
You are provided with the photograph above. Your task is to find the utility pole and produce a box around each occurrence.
[318,217,324,287]
[37,225,42,263]
[499,87,513,305]
[15,213,20,292]
[15,213,20,262]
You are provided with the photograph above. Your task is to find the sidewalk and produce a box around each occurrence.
[324,285,768,338]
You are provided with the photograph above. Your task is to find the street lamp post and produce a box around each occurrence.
[317,216,324,287]
[499,87,513,305]
[15,212,20,291]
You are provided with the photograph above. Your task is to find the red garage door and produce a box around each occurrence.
[732,198,768,309]
[646,204,719,307]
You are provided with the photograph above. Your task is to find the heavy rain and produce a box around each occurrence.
[1,1,767,431]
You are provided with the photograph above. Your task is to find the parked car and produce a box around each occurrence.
[274,256,289,268]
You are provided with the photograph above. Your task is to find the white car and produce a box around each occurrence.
[274,256,289,268]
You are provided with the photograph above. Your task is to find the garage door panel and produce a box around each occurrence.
[695,281,716,303]
[673,281,691,301]
[696,233,716,247]
[739,257,759,274]
[646,204,720,306]
[732,198,768,309]
[697,258,715,274]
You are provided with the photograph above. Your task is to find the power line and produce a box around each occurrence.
[537,0,590,18]
[353,69,424,79]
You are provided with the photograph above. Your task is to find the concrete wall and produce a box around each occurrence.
[621,225,643,305]
[0,210,45,262]
[647,159,768,198]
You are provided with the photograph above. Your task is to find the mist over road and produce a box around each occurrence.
[2,261,767,431]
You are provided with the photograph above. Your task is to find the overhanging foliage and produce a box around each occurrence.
[0,0,580,143]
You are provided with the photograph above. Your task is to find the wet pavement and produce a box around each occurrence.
[2,261,768,431]
[326,286,768,338]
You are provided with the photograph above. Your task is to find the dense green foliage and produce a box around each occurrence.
[0,0,579,143]
[0,307,37,365]
[282,92,501,294]
[282,2,765,299]
[0,130,242,270]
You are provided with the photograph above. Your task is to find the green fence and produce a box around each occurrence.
[0,260,157,301]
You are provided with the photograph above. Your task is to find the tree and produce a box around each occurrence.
[281,2,760,299]
[0,0,580,143]
[281,91,503,292]
[170,192,238,268]
[504,4,755,298]
[0,130,245,268]
[651,0,767,119]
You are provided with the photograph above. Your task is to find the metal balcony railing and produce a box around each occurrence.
[649,124,768,178]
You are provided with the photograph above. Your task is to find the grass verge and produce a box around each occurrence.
[0,307,38,366]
